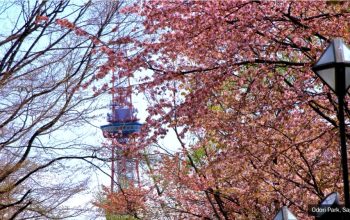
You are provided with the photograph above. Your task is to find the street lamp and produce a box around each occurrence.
[312,38,350,208]
[319,192,340,207]
[273,206,298,220]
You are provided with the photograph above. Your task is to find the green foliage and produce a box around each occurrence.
[191,147,206,164]
[106,213,137,220]
[209,104,223,112]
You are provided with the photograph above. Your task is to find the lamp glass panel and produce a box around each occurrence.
[316,43,335,66]
[342,43,350,62]
[273,210,283,220]
[346,67,350,89]
[321,192,337,206]
[317,68,336,91]
[286,209,298,220]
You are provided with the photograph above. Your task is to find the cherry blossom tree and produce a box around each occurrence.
[97,1,350,219]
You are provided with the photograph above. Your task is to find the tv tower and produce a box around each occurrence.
[100,74,142,191]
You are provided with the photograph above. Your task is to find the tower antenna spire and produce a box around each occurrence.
[101,72,142,191]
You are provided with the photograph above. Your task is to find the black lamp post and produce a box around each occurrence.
[273,206,298,220]
[312,38,350,208]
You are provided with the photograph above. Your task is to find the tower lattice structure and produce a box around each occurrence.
[100,75,142,191]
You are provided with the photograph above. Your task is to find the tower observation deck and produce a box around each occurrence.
[100,76,142,191]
